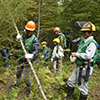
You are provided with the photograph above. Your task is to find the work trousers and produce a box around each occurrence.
[53,59,62,73]
[0,49,9,66]
[16,59,31,89]
[67,66,93,95]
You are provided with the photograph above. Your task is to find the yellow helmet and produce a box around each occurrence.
[80,22,96,32]
[53,38,60,43]
[41,41,47,45]
[91,23,96,31]
[80,22,92,31]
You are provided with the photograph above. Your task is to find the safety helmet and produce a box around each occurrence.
[80,22,96,32]
[71,31,74,33]
[53,38,60,43]
[65,31,69,35]
[97,44,100,48]
[54,27,61,33]
[41,41,47,45]
[25,21,35,31]
[91,23,96,32]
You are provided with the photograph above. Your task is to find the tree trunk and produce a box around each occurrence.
[37,0,41,38]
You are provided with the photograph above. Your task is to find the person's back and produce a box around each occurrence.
[54,27,66,49]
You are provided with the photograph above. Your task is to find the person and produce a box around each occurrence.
[10,21,39,97]
[72,22,96,47]
[41,41,50,62]
[95,44,100,66]
[0,41,12,67]
[51,38,64,74]
[63,22,98,100]
[64,31,72,59]
[65,31,72,50]
[54,27,67,49]
[0,49,9,67]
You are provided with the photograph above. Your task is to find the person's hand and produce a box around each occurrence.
[41,55,44,59]
[17,34,21,40]
[71,52,76,57]
[25,53,34,59]
[51,58,53,62]
[70,55,77,63]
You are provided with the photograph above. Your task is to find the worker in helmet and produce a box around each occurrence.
[63,22,97,100]
[51,38,64,74]
[41,41,50,62]
[95,43,100,66]
[10,21,39,97]
[54,27,67,49]
[72,22,96,47]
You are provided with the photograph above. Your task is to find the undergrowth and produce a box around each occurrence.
[0,55,100,100]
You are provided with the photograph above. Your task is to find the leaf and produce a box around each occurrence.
[55,76,65,85]
[64,49,71,52]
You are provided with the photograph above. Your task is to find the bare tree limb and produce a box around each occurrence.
[37,0,41,38]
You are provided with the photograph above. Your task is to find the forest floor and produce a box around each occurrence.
[0,56,100,100]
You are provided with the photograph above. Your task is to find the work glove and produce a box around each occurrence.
[70,55,77,63]
[41,55,44,59]
[25,53,34,59]
[51,58,53,62]
[17,34,21,40]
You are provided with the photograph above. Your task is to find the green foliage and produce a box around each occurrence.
[0,0,100,99]
[10,88,18,100]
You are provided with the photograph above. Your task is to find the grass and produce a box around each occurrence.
[0,55,100,100]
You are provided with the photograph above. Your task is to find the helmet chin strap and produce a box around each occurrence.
[85,36,89,39]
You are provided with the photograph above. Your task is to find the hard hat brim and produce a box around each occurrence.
[25,26,35,31]
[80,28,91,31]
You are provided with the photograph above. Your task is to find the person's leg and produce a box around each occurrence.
[0,49,8,66]
[57,59,62,74]
[78,67,93,100]
[23,66,31,97]
[10,66,23,88]
[53,61,56,73]
[10,59,24,88]
[63,67,78,99]
[16,66,24,85]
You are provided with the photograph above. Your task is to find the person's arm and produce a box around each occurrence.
[32,37,39,56]
[72,37,80,43]
[75,42,96,60]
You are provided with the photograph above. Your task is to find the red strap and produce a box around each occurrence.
[88,59,90,67]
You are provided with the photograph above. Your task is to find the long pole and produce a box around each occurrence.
[7,6,47,100]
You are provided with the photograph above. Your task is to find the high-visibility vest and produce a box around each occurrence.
[18,34,36,58]
[57,33,67,48]
[76,39,98,66]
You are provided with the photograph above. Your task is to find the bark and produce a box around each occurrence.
[37,0,41,38]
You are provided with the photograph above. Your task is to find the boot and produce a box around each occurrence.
[79,94,87,100]
[27,87,31,97]
[10,84,21,89]
[63,85,74,99]
[27,90,30,97]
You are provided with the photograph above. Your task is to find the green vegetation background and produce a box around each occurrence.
[0,0,100,100]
